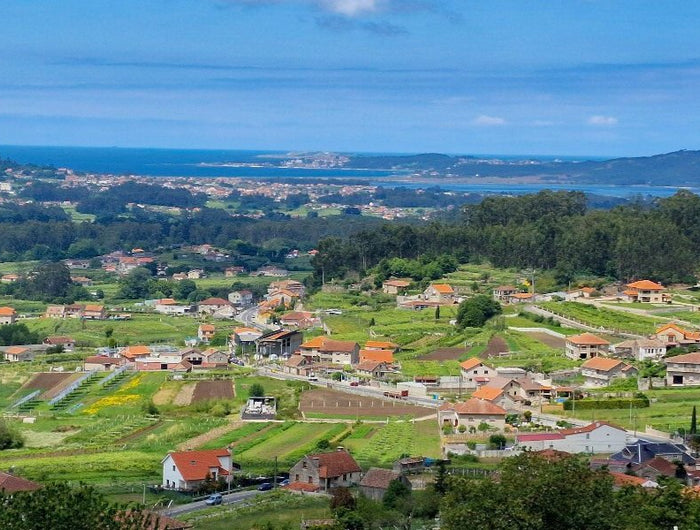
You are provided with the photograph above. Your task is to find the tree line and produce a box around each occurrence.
[312,190,700,285]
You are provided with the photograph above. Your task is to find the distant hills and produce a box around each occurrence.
[345,150,700,185]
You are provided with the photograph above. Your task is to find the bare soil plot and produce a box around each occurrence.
[300,389,432,418]
[191,380,235,403]
[525,332,566,349]
[152,386,178,406]
[484,336,509,357]
[420,347,469,361]
[173,383,197,406]
[23,372,74,391]
[177,420,243,451]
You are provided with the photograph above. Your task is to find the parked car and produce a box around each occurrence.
[350,381,359,387]
[279,479,290,487]
[205,493,223,506]
[258,482,273,491]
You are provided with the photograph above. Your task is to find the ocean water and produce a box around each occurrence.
[0,144,696,198]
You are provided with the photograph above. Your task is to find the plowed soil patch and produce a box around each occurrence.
[420,347,469,361]
[526,332,565,349]
[191,380,235,403]
[484,336,509,357]
[300,388,431,417]
[23,372,74,391]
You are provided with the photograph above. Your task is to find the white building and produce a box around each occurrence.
[162,448,233,491]
[516,421,628,453]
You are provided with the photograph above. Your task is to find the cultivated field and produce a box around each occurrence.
[524,331,566,349]
[191,380,235,403]
[300,388,434,419]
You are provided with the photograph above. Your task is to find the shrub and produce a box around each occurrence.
[0,420,24,450]
[457,425,467,433]
[249,383,265,397]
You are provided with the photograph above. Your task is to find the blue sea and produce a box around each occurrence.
[0,144,696,198]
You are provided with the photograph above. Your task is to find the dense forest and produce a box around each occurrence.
[312,190,700,285]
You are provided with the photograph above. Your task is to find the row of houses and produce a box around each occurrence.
[85,344,229,372]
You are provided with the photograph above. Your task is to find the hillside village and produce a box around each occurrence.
[4,240,700,528]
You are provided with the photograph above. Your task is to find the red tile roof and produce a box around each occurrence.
[309,450,361,479]
[567,333,610,346]
[581,357,625,371]
[0,472,41,493]
[199,297,230,306]
[359,468,402,489]
[359,349,394,363]
[439,398,506,416]
[460,357,486,371]
[626,280,664,291]
[168,449,230,482]
[430,284,454,294]
[665,352,700,364]
[284,481,320,492]
[471,386,504,401]
[364,340,398,350]
[0,307,16,316]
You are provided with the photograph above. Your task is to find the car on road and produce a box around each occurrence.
[205,493,223,506]
[258,482,273,491]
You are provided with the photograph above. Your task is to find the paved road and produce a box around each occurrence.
[235,306,268,330]
[163,489,264,517]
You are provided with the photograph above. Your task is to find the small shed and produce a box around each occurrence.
[359,467,411,501]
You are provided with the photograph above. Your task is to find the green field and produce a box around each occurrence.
[538,301,658,335]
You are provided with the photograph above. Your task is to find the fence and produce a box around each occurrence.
[8,389,40,410]
[98,364,129,387]
[48,371,96,406]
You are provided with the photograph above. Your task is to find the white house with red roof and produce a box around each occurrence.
[516,421,628,454]
[438,398,507,431]
[0,306,17,325]
[624,280,670,303]
[197,297,232,316]
[459,357,494,390]
[162,448,235,491]
[423,283,455,304]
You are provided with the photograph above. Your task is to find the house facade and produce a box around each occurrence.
[4,346,34,362]
[359,468,411,501]
[382,279,411,295]
[459,357,494,390]
[624,280,669,303]
[256,330,303,357]
[423,284,455,304]
[665,352,700,387]
[565,333,610,360]
[516,421,628,454]
[198,324,216,343]
[437,398,507,431]
[0,307,17,325]
[299,336,359,365]
[492,285,519,302]
[613,338,667,361]
[580,357,638,387]
[162,449,233,491]
[654,323,700,348]
[288,449,362,492]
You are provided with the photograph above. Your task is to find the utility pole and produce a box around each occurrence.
[273,456,278,488]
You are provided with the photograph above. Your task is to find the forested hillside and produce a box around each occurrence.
[312,190,700,284]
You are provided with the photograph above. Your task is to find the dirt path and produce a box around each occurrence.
[176,420,244,450]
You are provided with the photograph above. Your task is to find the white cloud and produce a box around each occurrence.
[318,0,381,16]
[588,115,618,126]
[472,114,506,126]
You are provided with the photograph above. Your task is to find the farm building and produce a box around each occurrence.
[162,448,236,491]
[359,468,411,501]
[4,346,35,363]
[288,449,362,492]
[580,357,638,387]
[43,336,76,351]
[256,329,303,357]
[382,279,411,295]
[438,398,507,431]
[84,356,125,371]
[516,421,627,454]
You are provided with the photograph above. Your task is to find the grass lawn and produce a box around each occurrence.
[537,301,658,335]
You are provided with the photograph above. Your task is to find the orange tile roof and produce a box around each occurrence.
[567,333,610,346]
[122,345,151,359]
[430,284,454,294]
[168,449,230,482]
[310,450,362,478]
[300,336,326,349]
[0,307,16,316]
[439,398,506,416]
[581,356,624,371]
[471,386,504,401]
[157,298,177,305]
[383,279,411,287]
[626,280,664,290]
[356,360,386,372]
[301,336,357,353]
[365,340,398,350]
[199,324,215,331]
[5,346,28,355]
[359,349,394,363]
[199,297,230,306]
[84,304,103,312]
[233,327,260,334]
[665,352,700,364]
[511,293,533,299]
[460,357,486,371]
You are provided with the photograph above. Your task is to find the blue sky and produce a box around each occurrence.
[2,0,700,156]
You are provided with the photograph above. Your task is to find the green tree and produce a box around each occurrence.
[383,478,411,510]
[692,405,697,435]
[248,383,265,397]
[117,267,152,299]
[456,295,501,328]
[0,483,157,530]
[0,419,24,450]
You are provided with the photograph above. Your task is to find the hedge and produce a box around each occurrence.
[563,395,649,410]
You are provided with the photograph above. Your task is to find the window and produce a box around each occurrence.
[343,474,347,480]
[172,465,176,471]
[295,474,299,481]
[308,477,313,484]
[302,461,307,469]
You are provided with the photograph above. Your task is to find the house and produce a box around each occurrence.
[1,274,20,283]
[364,340,398,352]
[43,336,76,351]
[283,355,312,376]
[516,421,627,454]
[612,338,667,361]
[266,289,298,307]
[255,329,304,357]
[268,279,306,298]
[393,457,425,475]
[224,266,245,277]
[565,333,610,360]
[0,471,41,493]
[359,349,394,364]
[580,357,638,387]
[470,385,517,411]
[492,285,519,302]
[654,323,700,348]
[161,448,235,491]
[359,468,411,501]
[624,280,670,303]
[198,324,216,343]
[665,352,700,386]
[279,311,317,329]
[83,304,106,320]
[0,306,17,325]
[299,336,360,366]
[187,348,229,367]
[355,360,390,379]
[4,346,34,362]
[71,276,93,287]
[438,398,507,431]
[506,292,535,304]
[567,286,597,300]
[423,284,455,304]
[288,449,362,492]
[197,298,232,315]
[231,327,263,351]
[44,305,67,318]
[84,355,125,371]
[609,471,658,489]
[154,299,193,315]
[228,290,253,306]
[459,357,495,390]
[120,345,152,361]
[609,439,695,467]
[474,376,551,405]
[187,269,205,280]
[382,279,411,295]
